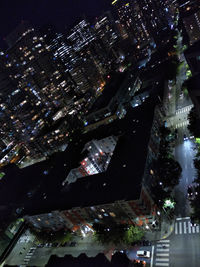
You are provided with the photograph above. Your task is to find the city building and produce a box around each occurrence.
[183,9,200,44]
[23,98,164,233]
[111,0,150,45]
[186,73,200,116]
[136,0,173,42]
[63,136,118,184]
[184,40,200,74]
[67,20,95,52]
[94,11,118,50]
[2,24,76,157]
[83,72,142,132]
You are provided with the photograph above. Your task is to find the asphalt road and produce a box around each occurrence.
[152,217,200,267]
[169,217,200,267]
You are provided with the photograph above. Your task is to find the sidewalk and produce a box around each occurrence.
[144,217,175,241]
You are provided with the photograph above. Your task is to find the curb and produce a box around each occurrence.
[160,223,175,239]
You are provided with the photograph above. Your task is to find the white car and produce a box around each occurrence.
[137,250,151,258]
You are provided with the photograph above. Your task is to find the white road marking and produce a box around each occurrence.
[184,221,187,234]
[175,222,178,234]
[156,253,169,257]
[179,222,182,234]
[150,245,154,267]
[156,248,169,252]
[188,221,191,234]
[155,263,169,266]
[157,244,170,248]
[156,258,169,262]
[157,240,170,243]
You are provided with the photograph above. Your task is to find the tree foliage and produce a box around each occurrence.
[188,107,200,137]
[156,157,182,188]
[164,56,179,80]
[152,126,182,196]
[30,228,72,244]
[93,223,144,246]
[124,225,144,245]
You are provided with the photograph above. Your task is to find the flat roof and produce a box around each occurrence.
[88,72,127,113]
[22,99,156,216]
[0,98,156,221]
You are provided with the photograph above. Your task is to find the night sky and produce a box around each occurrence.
[0,0,111,48]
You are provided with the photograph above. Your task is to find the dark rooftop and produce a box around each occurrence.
[46,252,130,267]
[22,98,156,216]
[184,39,200,55]
[89,72,127,113]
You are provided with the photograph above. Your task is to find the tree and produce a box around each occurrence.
[152,126,182,193]
[30,228,72,244]
[93,223,144,246]
[124,225,144,245]
[156,157,182,189]
[190,185,200,224]
[164,56,179,80]
[93,223,126,245]
[188,107,200,137]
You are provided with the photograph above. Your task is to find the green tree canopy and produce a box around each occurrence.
[30,228,72,244]
[124,225,144,245]
[188,107,200,137]
[93,223,144,246]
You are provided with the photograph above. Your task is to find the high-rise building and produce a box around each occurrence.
[40,26,79,72]
[0,52,19,145]
[67,20,95,52]
[111,0,150,44]
[94,12,118,49]
[3,24,75,156]
[137,0,171,39]
[183,9,200,44]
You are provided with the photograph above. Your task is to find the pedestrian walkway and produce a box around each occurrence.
[175,105,193,115]
[22,247,36,266]
[154,239,170,266]
[175,217,199,235]
[175,120,189,129]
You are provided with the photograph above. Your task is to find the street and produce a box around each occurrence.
[4,31,200,267]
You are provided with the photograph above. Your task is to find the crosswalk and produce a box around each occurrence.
[154,239,170,266]
[176,105,193,115]
[175,217,199,235]
[21,247,36,266]
[175,120,189,129]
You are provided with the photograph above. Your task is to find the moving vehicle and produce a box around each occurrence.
[187,185,198,200]
[137,250,151,258]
